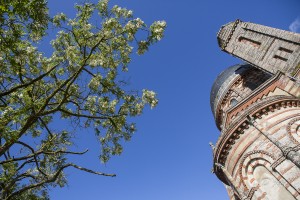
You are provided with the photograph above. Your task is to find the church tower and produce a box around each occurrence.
[211,20,300,199]
[217,19,300,77]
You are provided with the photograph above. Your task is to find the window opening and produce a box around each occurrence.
[238,36,261,47]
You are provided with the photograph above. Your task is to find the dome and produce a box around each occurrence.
[210,63,253,118]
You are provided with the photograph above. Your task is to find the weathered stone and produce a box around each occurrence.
[217,20,300,78]
[212,20,300,200]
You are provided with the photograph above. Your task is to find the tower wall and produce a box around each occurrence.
[225,104,300,199]
[214,87,300,199]
[213,20,300,200]
[217,20,300,78]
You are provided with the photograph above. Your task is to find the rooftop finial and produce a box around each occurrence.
[209,142,215,150]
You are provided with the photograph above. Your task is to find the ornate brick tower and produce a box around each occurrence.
[211,20,300,199]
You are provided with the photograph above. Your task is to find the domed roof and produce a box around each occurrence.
[210,63,253,118]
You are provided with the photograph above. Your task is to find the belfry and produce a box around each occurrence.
[211,20,300,199]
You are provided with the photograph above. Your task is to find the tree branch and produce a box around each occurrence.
[14,141,48,178]
[0,64,59,98]
[58,108,108,120]
[6,162,115,200]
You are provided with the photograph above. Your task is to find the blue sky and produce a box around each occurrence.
[44,0,300,199]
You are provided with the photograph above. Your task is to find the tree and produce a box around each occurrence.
[0,0,166,199]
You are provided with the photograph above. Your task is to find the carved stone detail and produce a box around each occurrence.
[213,20,300,199]
[286,117,300,144]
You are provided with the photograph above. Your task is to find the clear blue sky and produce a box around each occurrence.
[44,0,300,199]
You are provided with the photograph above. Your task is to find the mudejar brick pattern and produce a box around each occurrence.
[211,20,300,200]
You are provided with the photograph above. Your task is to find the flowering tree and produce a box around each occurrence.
[0,0,166,199]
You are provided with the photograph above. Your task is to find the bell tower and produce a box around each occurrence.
[211,21,300,200]
[217,20,300,77]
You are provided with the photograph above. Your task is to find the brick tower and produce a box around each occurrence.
[211,20,300,199]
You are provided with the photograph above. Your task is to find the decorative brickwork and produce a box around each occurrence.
[217,20,300,78]
[212,21,300,199]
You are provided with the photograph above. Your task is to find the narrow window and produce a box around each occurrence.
[279,47,293,54]
[273,55,288,61]
[238,36,261,47]
[230,98,238,107]
[273,47,293,62]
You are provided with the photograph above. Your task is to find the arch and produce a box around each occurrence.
[239,151,275,189]
[253,166,295,200]
[287,116,300,144]
[230,98,238,107]
[238,151,297,199]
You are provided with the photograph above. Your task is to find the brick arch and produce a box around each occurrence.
[287,116,300,144]
[223,90,239,110]
[240,152,279,199]
[226,92,240,110]
[239,151,275,189]
[255,112,300,145]
[239,151,299,199]
[235,150,275,199]
[249,163,298,200]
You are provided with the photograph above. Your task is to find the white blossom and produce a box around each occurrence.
[135,18,144,28]
[26,46,36,54]
[142,90,158,108]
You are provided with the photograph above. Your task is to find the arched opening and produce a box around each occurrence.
[253,166,294,200]
[230,98,238,107]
